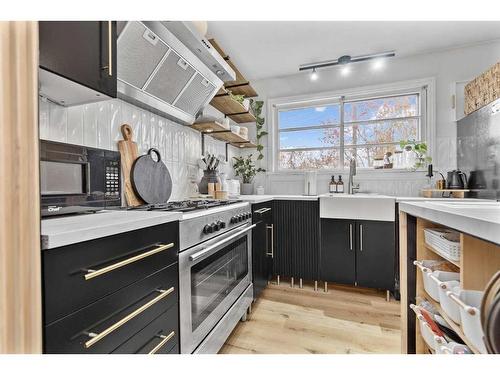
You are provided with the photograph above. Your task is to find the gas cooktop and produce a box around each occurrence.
[124,199,242,213]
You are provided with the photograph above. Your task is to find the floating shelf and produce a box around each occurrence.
[209,38,258,98]
[190,121,257,160]
[210,91,256,123]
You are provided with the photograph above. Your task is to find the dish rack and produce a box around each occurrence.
[424,228,461,262]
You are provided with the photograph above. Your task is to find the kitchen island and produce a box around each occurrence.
[398,201,500,354]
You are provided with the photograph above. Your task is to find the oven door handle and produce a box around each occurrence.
[189,224,256,262]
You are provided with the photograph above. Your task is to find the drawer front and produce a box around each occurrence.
[44,264,178,354]
[112,306,179,354]
[43,221,179,323]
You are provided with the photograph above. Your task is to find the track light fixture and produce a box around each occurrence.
[300,50,395,76]
[310,67,318,81]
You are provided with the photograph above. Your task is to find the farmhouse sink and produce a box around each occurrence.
[319,193,396,221]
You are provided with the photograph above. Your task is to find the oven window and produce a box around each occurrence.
[191,236,248,331]
[40,161,85,195]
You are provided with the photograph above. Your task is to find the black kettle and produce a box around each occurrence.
[447,170,468,189]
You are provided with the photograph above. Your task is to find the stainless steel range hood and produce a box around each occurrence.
[117,21,235,125]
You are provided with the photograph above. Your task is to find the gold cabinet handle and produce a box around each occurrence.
[84,243,174,281]
[148,331,175,354]
[108,21,113,76]
[85,287,174,348]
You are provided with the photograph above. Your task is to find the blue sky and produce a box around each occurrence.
[279,105,340,149]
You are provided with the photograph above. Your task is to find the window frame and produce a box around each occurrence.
[269,78,435,174]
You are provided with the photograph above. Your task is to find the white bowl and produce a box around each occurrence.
[447,289,486,353]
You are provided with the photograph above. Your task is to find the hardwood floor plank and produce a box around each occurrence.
[220,283,401,354]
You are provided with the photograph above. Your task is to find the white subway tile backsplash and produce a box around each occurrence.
[97,102,110,149]
[39,98,50,140]
[109,99,123,150]
[40,97,238,200]
[48,102,67,142]
[67,105,84,145]
[83,103,98,147]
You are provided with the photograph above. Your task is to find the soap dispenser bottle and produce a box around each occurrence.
[337,175,344,193]
[329,175,337,193]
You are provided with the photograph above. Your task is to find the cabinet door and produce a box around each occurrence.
[252,219,268,300]
[39,21,117,97]
[355,220,395,290]
[273,200,320,280]
[320,219,356,285]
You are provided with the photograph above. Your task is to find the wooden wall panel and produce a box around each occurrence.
[0,21,41,353]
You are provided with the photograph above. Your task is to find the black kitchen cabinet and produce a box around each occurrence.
[355,220,395,290]
[273,200,320,281]
[320,219,356,284]
[320,219,395,291]
[42,221,180,354]
[251,202,273,300]
[39,21,117,98]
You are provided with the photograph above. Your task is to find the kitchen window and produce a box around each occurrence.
[275,86,428,171]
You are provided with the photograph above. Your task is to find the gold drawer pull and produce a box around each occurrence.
[84,243,174,281]
[85,287,174,348]
[148,331,175,354]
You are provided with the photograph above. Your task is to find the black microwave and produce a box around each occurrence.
[40,140,121,217]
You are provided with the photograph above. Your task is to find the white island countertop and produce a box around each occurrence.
[41,210,182,250]
[399,201,500,245]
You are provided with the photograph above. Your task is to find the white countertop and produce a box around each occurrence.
[399,201,500,245]
[239,194,319,204]
[41,210,182,250]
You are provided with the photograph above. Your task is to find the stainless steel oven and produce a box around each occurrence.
[179,222,254,354]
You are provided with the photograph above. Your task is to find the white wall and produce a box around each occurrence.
[247,40,500,196]
[39,98,240,201]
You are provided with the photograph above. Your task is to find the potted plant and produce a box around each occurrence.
[232,154,263,195]
[399,140,432,170]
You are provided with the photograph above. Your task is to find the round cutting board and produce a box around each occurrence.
[131,148,172,204]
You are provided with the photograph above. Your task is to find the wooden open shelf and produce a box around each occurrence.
[209,38,258,98]
[190,121,257,148]
[406,217,500,355]
[418,292,482,354]
[210,91,256,123]
[424,243,461,268]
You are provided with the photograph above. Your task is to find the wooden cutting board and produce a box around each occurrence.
[118,124,144,206]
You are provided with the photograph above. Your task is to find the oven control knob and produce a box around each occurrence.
[230,216,236,224]
[203,224,213,234]
[220,221,226,229]
[214,221,221,231]
[246,212,251,219]
[236,215,242,222]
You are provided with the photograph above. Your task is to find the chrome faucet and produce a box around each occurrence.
[348,158,360,194]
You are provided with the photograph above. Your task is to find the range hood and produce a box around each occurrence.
[117,21,235,125]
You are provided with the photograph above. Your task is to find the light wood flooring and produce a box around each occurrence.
[219,280,401,354]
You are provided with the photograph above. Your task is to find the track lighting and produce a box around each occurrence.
[299,50,395,75]
[310,68,318,81]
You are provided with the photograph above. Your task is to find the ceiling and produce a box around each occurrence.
[206,21,500,81]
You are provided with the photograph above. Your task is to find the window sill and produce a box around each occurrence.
[266,168,428,180]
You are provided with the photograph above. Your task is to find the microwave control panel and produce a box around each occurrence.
[105,160,120,198]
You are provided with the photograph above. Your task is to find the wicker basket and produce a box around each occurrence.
[424,228,461,261]
[465,62,500,115]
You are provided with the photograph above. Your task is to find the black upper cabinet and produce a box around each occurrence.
[320,219,356,284]
[355,220,395,290]
[39,21,117,98]
[320,218,395,291]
